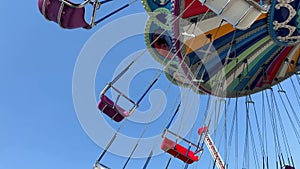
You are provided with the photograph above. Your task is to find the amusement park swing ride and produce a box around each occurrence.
[38,0,300,168]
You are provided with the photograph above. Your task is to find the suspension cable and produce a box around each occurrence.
[235,97,239,169]
[275,85,298,164]
[247,96,261,169]
[276,85,300,144]
[227,97,238,169]
[249,95,265,156]
[268,89,284,165]
[289,77,300,108]
[278,83,300,133]
[242,96,250,169]
[262,90,269,169]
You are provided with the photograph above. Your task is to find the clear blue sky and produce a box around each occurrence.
[0,1,299,169]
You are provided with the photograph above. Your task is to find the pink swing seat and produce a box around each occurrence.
[38,0,91,29]
[98,95,130,122]
[161,137,199,164]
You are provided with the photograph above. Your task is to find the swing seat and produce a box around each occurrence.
[283,166,295,169]
[38,0,90,29]
[93,163,110,169]
[161,137,199,164]
[98,95,130,122]
[198,126,208,135]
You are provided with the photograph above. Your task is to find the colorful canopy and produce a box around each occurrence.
[143,0,300,98]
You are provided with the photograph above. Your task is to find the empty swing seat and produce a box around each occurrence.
[98,95,130,122]
[284,166,295,169]
[93,163,110,169]
[38,0,90,29]
[161,137,199,164]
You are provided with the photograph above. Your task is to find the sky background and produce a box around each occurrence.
[1,1,300,169]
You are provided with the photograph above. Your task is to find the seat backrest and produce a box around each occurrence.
[284,166,295,169]
[38,0,90,29]
[161,137,176,150]
[98,95,129,122]
[161,137,199,164]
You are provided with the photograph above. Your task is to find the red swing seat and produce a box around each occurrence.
[161,137,199,164]
[198,126,208,135]
[98,95,130,122]
[283,166,295,169]
[38,0,91,29]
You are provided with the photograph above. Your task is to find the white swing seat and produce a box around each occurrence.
[93,163,111,169]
